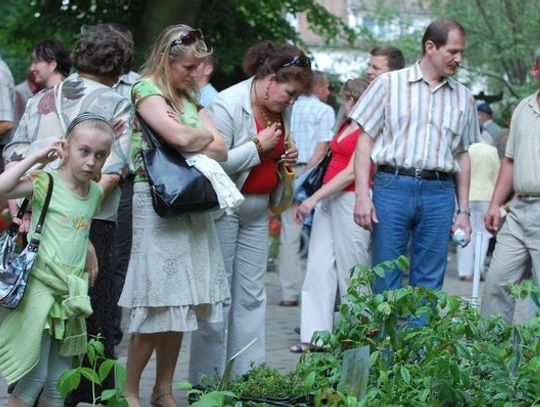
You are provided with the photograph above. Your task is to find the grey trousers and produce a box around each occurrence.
[481,197,540,323]
[189,194,269,382]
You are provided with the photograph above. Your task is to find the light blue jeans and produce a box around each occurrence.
[371,171,456,293]
[12,334,72,406]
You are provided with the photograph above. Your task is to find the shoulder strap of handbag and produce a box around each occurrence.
[9,173,54,238]
[134,110,163,151]
[131,83,178,152]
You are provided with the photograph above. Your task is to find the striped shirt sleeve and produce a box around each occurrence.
[348,77,386,140]
[459,94,481,152]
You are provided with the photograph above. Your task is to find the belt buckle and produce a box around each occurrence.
[414,168,422,179]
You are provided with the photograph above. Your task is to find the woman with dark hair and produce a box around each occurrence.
[292,78,372,353]
[118,24,228,407]
[30,40,71,87]
[189,41,312,380]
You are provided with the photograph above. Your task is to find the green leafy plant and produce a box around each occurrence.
[181,364,312,406]
[58,335,127,407]
[296,257,540,406]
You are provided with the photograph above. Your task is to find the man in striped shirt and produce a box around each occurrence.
[351,19,480,295]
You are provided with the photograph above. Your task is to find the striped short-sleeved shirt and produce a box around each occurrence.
[349,62,480,173]
[291,94,335,164]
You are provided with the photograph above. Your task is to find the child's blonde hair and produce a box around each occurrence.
[66,112,115,142]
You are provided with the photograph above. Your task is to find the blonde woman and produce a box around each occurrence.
[118,25,228,407]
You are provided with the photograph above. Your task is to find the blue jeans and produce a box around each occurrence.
[371,171,455,293]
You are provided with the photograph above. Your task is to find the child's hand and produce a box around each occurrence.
[33,141,65,165]
[85,243,99,287]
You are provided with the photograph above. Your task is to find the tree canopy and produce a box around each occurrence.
[0,0,353,88]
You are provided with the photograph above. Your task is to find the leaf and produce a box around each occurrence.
[99,359,115,382]
[114,362,127,391]
[176,380,193,390]
[400,366,411,384]
[92,339,105,357]
[304,371,316,388]
[396,255,409,270]
[79,367,101,384]
[58,369,81,396]
[377,303,392,316]
[87,343,96,366]
[100,388,117,401]
[531,290,540,309]
[420,388,430,401]
[369,350,380,367]
[373,265,386,278]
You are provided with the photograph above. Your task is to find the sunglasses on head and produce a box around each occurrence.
[280,55,311,69]
[170,28,204,50]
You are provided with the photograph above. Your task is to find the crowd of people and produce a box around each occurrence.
[0,16,538,407]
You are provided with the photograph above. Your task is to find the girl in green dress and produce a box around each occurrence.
[0,114,114,407]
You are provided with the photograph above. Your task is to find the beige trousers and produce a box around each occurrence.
[481,197,540,323]
[300,191,371,344]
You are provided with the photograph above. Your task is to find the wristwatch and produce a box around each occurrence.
[456,208,471,216]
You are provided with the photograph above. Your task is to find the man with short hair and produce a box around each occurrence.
[367,46,405,82]
[477,102,501,146]
[0,53,15,172]
[481,49,540,324]
[352,19,479,295]
[277,71,335,306]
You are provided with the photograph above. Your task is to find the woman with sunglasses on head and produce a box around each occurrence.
[292,78,372,352]
[118,25,228,407]
[189,41,312,381]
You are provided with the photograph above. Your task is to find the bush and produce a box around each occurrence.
[297,257,540,406]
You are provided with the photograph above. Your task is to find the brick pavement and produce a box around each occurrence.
[0,248,529,405]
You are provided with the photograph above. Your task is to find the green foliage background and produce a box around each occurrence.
[2,0,539,125]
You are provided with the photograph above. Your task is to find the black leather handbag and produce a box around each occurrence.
[137,111,218,217]
[300,150,331,196]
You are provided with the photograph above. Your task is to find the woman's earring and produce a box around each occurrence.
[264,82,270,100]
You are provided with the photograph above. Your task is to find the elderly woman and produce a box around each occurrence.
[189,41,313,380]
[118,25,228,407]
[292,78,372,352]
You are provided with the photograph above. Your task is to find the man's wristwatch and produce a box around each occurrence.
[456,208,471,216]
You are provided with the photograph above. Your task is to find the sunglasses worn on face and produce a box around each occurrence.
[280,55,311,69]
[170,28,204,50]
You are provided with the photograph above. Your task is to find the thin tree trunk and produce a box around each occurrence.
[132,0,204,54]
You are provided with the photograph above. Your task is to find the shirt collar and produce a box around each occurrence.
[526,90,540,114]
[408,61,456,90]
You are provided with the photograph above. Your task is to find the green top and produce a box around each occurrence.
[0,171,102,384]
[131,77,204,183]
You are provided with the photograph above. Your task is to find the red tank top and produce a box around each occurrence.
[241,120,286,194]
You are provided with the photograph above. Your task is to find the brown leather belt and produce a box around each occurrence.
[378,165,453,181]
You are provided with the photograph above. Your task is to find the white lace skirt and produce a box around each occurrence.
[118,182,229,333]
